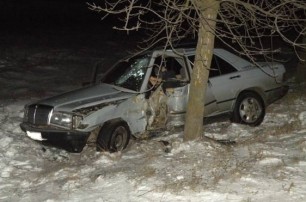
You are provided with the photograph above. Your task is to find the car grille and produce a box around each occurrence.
[26,104,53,125]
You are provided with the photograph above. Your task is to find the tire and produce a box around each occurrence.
[96,120,131,152]
[231,92,265,126]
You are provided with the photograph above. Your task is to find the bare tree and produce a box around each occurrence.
[88,0,306,140]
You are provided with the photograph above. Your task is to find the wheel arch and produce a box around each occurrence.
[230,89,266,126]
[86,118,131,146]
[101,118,130,130]
[96,118,132,152]
[231,88,267,112]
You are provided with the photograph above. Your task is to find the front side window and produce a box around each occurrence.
[103,55,150,91]
[152,56,187,80]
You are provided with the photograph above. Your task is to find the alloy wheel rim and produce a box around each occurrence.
[239,97,262,123]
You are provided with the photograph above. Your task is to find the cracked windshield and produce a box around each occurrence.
[104,55,150,91]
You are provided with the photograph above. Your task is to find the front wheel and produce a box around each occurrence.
[96,120,131,152]
[231,92,265,126]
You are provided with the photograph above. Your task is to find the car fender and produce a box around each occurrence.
[79,94,148,137]
[231,87,267,112]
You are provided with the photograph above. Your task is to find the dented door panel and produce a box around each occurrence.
[125,94,148,137]
[163,82,189,127]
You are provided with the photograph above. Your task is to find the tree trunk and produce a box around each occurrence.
[184,0,220,141]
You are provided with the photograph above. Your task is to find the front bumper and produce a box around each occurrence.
[20,123,90,153]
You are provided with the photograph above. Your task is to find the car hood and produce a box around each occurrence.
[36,84,135,111]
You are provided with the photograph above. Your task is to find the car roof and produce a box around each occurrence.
[151,47,252,70]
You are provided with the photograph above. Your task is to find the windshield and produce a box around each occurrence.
[103,55,150,91]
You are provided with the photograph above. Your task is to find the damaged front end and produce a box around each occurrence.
[20,104,90,152]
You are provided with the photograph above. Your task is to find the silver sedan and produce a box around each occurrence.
[20,48,288,152]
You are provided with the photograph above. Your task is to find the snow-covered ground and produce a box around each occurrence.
[0,47,306,202]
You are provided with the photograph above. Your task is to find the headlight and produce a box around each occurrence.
[50,111,72,128]
[50,111,83,129]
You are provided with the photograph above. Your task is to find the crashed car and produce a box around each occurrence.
[20,48,288,152]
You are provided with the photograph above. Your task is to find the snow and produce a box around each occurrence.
[1,47,306,202]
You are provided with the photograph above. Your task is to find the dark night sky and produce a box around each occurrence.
[0,0,136,49]
[1,0,106,31]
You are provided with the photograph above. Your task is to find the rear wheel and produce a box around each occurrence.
[231,92,265,126]
[96,120,130,152]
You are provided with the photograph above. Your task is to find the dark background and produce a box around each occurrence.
[0,0,139,49]
[0,0,300,72]
[0,0,140,99]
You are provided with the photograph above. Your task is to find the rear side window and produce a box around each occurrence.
[187,55,237,78]
[214,56,237,75]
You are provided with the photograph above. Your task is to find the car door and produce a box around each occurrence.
[146,54,190,128]
[208,55,241,113]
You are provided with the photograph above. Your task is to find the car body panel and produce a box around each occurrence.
[34,83,134,111]
[20,48,288,152]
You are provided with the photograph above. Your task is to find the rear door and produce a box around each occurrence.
[208,55,241,113]
[186,55,219,116]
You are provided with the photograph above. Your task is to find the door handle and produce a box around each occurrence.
[229,75,241,79]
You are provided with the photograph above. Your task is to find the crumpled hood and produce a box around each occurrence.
[36,84,134,111]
